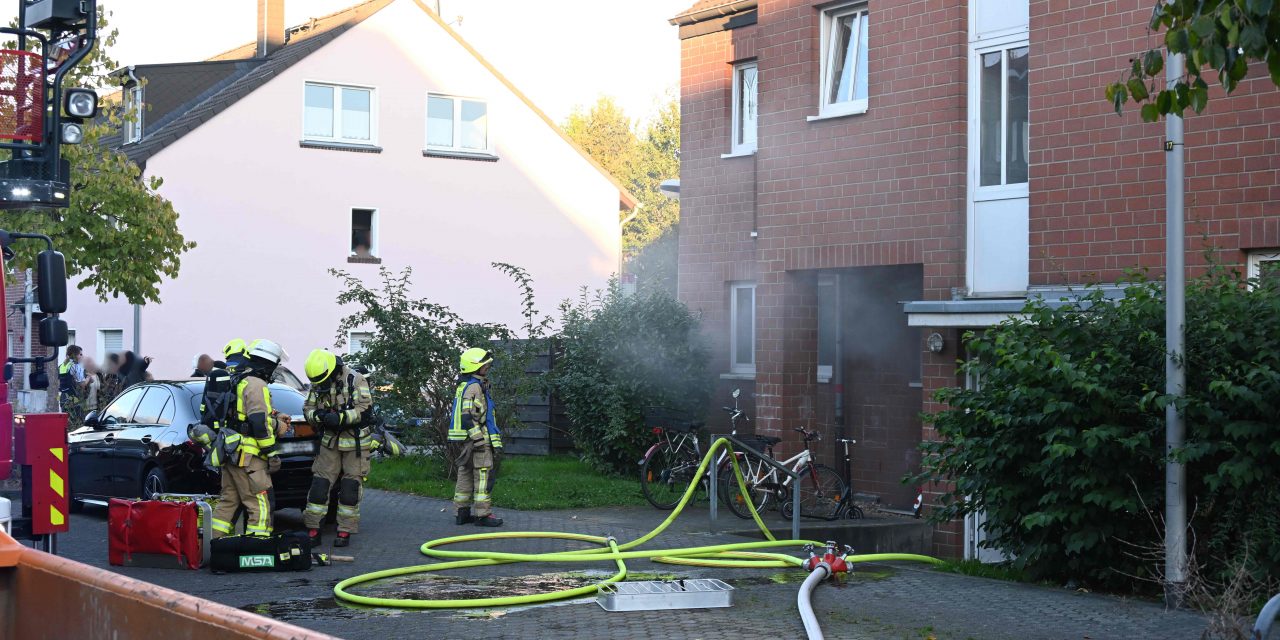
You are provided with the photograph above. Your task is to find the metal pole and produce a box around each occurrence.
[132,304,140,354]
[1163,46,1188,608]
[792,474,801,541]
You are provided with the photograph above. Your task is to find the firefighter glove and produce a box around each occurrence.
[321,410,341,428]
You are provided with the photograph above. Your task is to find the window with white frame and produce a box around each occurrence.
[818,4,869,118]
[731,61,758,154]
[350,208,378,259]
[730,283,756,375]
[348,331,373,355]
[123,85,143,144]
[427,94,489,152]
[977,44,1029,187]
[304,82,375,144]
[97,329,123,363]
[1248,250,1280,287]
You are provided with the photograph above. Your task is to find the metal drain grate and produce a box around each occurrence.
[597,579,734,611]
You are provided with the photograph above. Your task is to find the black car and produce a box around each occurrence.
[68,381,319,511]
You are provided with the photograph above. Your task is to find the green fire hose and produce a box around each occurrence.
[333,437,941,609]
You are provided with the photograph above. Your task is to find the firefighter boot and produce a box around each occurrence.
[334,532,351,548]
[474,514,503,527]
[308,528,322,547]
[456,507,474,525]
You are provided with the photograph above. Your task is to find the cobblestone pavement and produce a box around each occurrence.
[56,489,1206,639]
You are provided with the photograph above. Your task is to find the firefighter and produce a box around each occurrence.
[449,347,504,527]
[302,349,374,548]
[210,339,286,538]
[223,338,249,373]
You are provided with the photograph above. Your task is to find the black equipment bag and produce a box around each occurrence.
[209,532,312,573]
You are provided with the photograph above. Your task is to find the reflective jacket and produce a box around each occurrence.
[58,360,80,394]
[447,376,502,448]
[303,365,374,451]
[229,375,277,461]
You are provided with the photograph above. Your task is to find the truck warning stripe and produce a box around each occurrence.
[49,468,64,498]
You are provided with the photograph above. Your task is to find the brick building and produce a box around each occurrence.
[671,0,1280,558]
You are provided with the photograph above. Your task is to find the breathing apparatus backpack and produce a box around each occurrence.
[186,368,249,470]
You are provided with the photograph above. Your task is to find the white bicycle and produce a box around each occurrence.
[720,426,845,520]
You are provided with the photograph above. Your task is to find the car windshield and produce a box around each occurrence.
[182,381,304,417]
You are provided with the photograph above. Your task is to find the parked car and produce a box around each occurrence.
[68,380,319,511]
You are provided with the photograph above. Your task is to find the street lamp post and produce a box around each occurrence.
[1163,48,1188,608]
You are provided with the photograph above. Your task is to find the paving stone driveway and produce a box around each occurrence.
[56,489,1206,639]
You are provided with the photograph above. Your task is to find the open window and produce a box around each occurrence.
[816,3,869,119]
[123,84,143,144]
[349,208,379,262]
[730,61,757,155]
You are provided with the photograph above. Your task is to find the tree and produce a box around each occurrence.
[1106,0,1280,122]
[563,96,680,253]
[4,8,193,303]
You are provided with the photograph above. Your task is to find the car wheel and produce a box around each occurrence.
[142,467,168,500]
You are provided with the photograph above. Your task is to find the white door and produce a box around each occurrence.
[967,31,1030,296]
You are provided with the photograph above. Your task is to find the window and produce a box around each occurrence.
[730,283,756,375]
[101,386,144,425]
[978,45,1029,187]
[131,387,171,425]
[427,94,489,152]
[348,331,373,355]
[123,85,143,144]
[63,329,76,365]
[818,4,869,118]
[1248,250,1280,287]
[304,82,375,144]
[731,61,758,154]
[350,208,378,259]
[97,328,123,363]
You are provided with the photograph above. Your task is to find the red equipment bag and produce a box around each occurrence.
[108,498,201,570]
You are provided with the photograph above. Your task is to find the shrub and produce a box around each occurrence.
[330,264,547,472]
[915,269,1280,591]
[549,284,710,475]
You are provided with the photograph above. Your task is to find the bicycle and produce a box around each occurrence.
[722,426,845,521]
[639,389,754,510]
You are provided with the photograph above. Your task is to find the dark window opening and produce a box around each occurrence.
[351,209,375,258]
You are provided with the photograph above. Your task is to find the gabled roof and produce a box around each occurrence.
[116,0,635,209]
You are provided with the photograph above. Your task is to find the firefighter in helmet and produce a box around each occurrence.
[449,347,504,527]
[302,348,374,548]
[210,339,285,538]
[223,338,250,374]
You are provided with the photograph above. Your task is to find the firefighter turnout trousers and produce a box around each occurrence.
[304,446,371,533]
[211,455,273,538]
[454,443,496,517]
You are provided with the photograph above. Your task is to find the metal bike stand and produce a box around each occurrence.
[710,434,803,541]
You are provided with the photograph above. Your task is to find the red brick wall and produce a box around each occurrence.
[1029,0,1280,284]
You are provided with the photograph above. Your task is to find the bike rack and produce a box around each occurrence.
[709,434,803,541]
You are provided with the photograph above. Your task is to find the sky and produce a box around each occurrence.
[35,0,689,124]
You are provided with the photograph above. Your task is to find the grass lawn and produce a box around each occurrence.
[366,454,651,510]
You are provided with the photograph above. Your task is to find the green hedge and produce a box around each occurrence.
[916,269,1280,590]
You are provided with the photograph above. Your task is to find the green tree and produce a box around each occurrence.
[563,96,680,253]
[1107,0,1280,122]
[4,8,193,303]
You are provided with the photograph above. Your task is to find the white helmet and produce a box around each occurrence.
[246,339,288,366]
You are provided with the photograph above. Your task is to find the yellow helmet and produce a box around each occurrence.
[459,347,493,374]
[304,349,340,385]
[223,338,248,360]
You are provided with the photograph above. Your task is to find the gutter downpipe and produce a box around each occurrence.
[798,562,831,640]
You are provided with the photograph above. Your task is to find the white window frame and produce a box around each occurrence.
[729,283,756,376]
[96,328,123,364]
[347,331,374,356]
[729,61,758,156]
[970,36,1030,201]
[302,81,379,146]
[123,85,143,144]
[1247,249,1280,283]
[61,329,77,366]
[425,93,492,154]
[350,207,379,258]
[815,3,870,120]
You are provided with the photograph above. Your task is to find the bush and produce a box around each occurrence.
[915,269,1280,591]
[330,264,547,472]
[549,284,710,475]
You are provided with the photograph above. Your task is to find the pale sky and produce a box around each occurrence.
[33,0,689,123]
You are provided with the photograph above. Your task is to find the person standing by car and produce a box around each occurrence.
[301,349,373,548]
[119,351,152,389]
[191,353,214,378]
[82,358,102,414]
[58,345,87,423]
[99,353,123,408]
[210,339,286,539]
[448,348,504,528]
